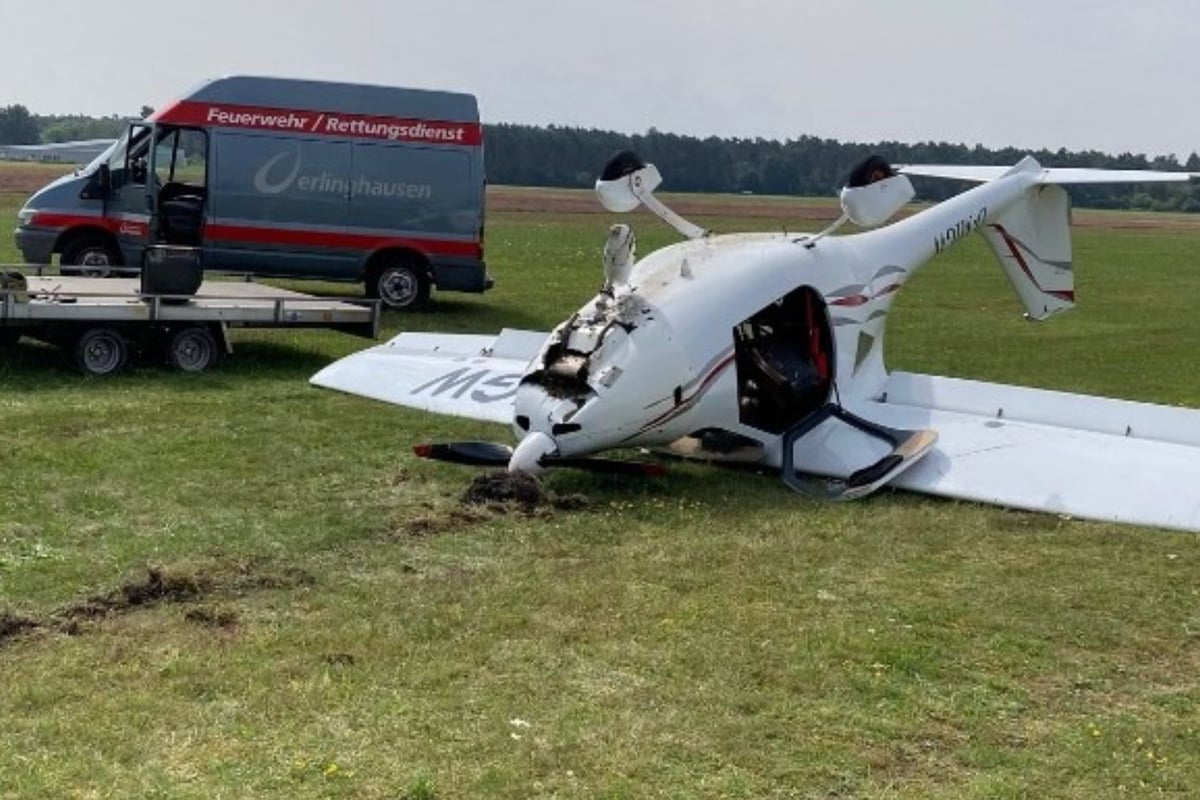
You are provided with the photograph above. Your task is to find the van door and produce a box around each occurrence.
[106,124,154,263]
[144,125,208,248]
[147,126,209,247]
[204,132,354,277]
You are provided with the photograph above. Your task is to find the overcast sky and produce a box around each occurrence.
[2,0,1196,158]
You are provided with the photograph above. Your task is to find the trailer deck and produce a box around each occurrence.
[3,277,377,332]
[0,272,380,374]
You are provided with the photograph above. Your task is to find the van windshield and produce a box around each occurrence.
[81,126,151,175]
[81,135,122,174]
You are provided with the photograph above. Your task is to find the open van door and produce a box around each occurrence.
[146,125,209,248]
[59,123,153,276]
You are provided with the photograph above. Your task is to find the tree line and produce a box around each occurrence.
[484,123,1200,212]
[0,104,145,146]
[4,103,1200,211]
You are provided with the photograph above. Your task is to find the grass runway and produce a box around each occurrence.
[1,171,1200,798]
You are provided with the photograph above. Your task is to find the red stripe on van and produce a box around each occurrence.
[31,213,480,260]
[152,101,482,146]
[204,223,482,259]
[31,212,111,230]
[31,212,150,238]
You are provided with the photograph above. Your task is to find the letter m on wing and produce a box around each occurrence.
[411,367,488,399]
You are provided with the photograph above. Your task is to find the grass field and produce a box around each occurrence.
[2,169,1200,799]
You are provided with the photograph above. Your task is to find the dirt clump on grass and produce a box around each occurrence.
[404,505,493,537]
[398,472,590,536]
[65,566,209,620]
[0,612,41,643]
[183,605,240,629]
[0,562,312,648]
[463,471,546,510]
[462,471,591,513]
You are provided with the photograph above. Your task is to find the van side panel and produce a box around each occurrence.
[207,131,357,277]
[348,143,477,237]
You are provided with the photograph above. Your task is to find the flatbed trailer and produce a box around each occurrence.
[0,271,380,375]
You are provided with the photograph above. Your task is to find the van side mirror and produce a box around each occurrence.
[80,163,113,200]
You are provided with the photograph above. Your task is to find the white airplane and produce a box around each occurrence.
[312,151,1200,532]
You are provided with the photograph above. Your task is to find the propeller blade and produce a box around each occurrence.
[413,441,668,477]
[413,441,514,467]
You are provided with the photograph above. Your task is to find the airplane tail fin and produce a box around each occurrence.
[898,157,1197,320]
[978,184,1075,320]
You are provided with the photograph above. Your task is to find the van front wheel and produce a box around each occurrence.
[61,234,122,278]
[369,258,430,311]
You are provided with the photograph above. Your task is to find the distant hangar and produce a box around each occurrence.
[0,139,115,163]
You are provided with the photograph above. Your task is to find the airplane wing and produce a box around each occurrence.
[310,328,547,425]
[900,163,1199,184]
[840,373,1200,532]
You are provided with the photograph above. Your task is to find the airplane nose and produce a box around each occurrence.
[508,431,557,474]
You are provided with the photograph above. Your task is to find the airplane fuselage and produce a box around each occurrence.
[511,170,1039,468]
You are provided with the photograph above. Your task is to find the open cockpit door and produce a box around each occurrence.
[733,285,834,433]
[732,285,936,499]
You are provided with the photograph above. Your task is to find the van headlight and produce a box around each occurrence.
[16,208,36,227]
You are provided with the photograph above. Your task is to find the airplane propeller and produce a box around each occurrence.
[413,441,668,477]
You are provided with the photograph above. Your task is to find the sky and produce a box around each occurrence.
[2,0,1197,159]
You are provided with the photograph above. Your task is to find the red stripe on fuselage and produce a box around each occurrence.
[152,100,482,147]
[830,294,869,307]
[637,352,736,432]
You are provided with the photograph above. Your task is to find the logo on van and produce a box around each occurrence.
[254,149,303,195]
[252,149,436,200]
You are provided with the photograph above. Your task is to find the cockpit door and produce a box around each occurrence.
[733,285,835,434]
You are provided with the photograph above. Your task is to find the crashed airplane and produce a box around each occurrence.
[313,150,1200,532]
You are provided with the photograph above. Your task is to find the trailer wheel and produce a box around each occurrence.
[61,234,122,278]
[368,256,430,311]
[166,326,219,373]
[73,328,129,376]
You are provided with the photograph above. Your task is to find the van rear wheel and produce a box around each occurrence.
[369,257,430,311]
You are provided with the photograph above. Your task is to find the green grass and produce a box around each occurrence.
[2,183,1200,798]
